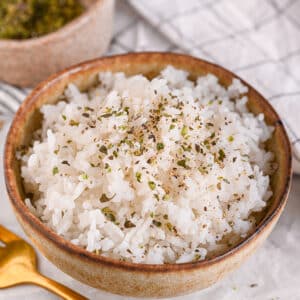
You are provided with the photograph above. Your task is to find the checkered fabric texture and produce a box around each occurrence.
[1,0,300,171]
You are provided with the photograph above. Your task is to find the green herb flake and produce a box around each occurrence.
[104,163,112,173]
[133,149,143,156]
[181,144,192,152]
[223,178,230,184]
[218,149,226,162]
[61,114,67,121]
[100,113,113,118]
[99,145,108,155]
[135,172,142,183]
[181,125,188,137]
[228,135,234,142]
[125,139,133,147]
[152,220,162,227]
[52,166,59,175]
[124,107,130,114]
[166,222,173,231]
[69,119,79,126]
[100,193,115,203]
[148,181,156,190]
[195,144,201,153]
[203,139,209,146]
[81,173,88,180]
[163,194,170,201]
[156,142,164,151]
[169,124,175,130]
[82,113,90,118]
[84,106,94,112]
[101,207,116,222]
[124,220,136,228]
[198,166,208,175]
[147,158,154,165]
[194,254,201,261]
[177,159,190,169]
[154,194,160,201]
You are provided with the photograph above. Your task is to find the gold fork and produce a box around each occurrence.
[0,225,88,299]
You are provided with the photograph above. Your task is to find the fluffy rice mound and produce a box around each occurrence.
[20,66,274,264]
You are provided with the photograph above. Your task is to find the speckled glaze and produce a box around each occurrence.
[4,53,292,298]
[0,0,114,87]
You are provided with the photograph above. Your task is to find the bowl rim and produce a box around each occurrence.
[4,52,292,272]
[0,0,104,47]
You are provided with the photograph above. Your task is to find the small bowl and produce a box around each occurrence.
[0,0,114,87]
[4,53,292,298]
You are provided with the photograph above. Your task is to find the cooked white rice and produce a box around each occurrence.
[20,66,274,264]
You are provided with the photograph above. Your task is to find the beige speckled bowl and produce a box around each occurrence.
[0,0,114,87]
[4,53,292,298]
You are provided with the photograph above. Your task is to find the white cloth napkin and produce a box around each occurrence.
[1,1,300,299]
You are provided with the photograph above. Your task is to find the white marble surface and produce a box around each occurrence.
[0,117,300,300]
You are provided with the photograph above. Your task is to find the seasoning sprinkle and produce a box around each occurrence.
[61,160,70,166]
[181,125,188,137]
[124,220,136,228]
[177,159,190,169]
[52,166,59,175]
[99,145,108,155]
[100,193,115,203]
[156,142,164,151]
[81,173,88,180]
[218,149,226,161]
[135,172,142,183]
[152,220,162,227]
[101,207,116,222]
[69,119,79,126]
[148,181,156,190]
[228,135,234,142]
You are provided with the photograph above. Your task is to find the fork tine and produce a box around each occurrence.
[0,225,20,243]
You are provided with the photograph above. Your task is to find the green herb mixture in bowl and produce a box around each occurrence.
[0,0,115,87]
[0,0,84,40]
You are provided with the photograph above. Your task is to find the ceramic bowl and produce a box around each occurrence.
[4,53,292,298]
[0,0,114,87]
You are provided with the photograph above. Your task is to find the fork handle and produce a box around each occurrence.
[27,271,88,300]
